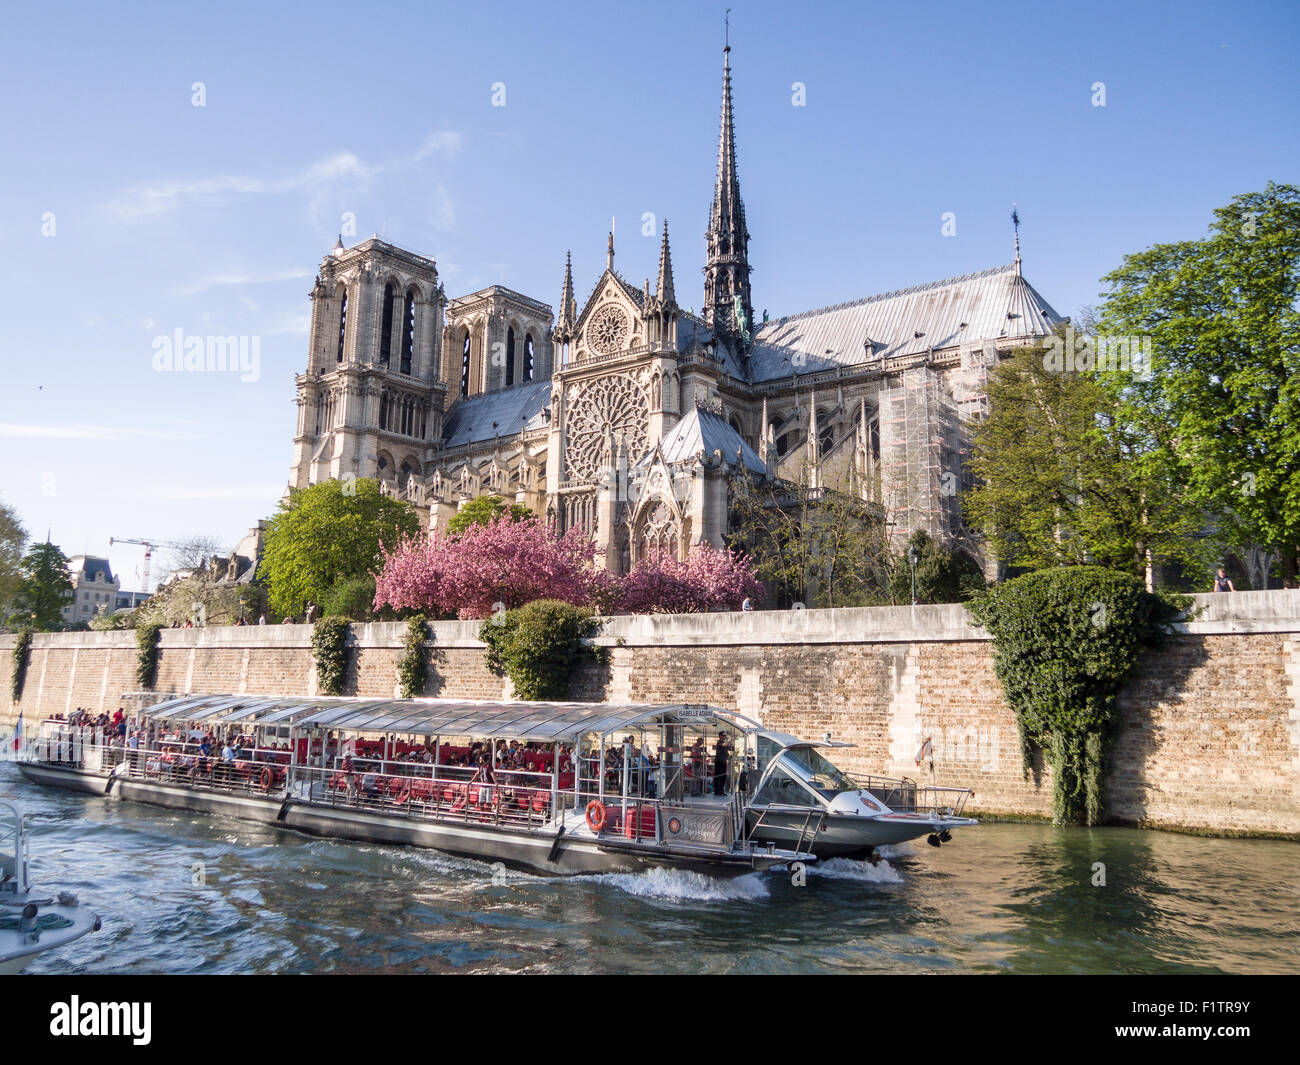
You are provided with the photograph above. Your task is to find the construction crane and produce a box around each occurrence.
[107,537,185,594]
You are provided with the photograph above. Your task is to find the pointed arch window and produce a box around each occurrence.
[379,283,395,365]
[400,290,415,375]
[505,327,516,387]
[818,413,834,455]
[460,332,471,396]
[337,288,348,362]
[379,392,390,431]
[524,333,535,381]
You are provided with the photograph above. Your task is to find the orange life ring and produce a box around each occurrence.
[259,766,273,793]
[585,800,607,833]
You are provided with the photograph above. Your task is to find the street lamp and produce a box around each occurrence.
[907,545,920,605]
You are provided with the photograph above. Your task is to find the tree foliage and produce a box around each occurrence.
[479,600,600,700]
[374,514,616,620]
[10,541,73,631]
[445,495,532,538]
[963,332,1203,579]
[0,499,27,621]
[888,531,985,604]
[1099,182,1300,583]
[969,567,1185,825]
[621,545,764,614]
[260,479,420,617]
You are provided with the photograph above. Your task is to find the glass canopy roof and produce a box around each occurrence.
[135,693,736,743]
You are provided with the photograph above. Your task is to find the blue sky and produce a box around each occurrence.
[1,0,1297,590]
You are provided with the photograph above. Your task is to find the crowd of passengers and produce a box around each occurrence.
[36,714,740,800]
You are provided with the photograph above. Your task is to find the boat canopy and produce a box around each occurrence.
[132,693,746,744]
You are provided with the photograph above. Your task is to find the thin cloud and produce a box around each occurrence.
[108,131,462,222]
[173,268,311,297]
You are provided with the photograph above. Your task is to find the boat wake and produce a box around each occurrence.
[590,867,771,903]
[809,857,904,883]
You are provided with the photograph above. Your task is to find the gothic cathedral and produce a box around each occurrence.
[288,43,1062,573]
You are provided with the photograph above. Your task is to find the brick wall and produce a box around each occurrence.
[3,592,1298,836]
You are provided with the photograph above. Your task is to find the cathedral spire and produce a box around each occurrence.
[558,250,576,330]
[656,219,676,307]
[703,33,753,349]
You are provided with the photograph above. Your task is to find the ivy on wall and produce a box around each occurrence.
[312,616,351,696]
[10,629,33,702]
[969,566,1187,825]
[397,615,428,699]
[136,623,163,689]
[479,600,601,701]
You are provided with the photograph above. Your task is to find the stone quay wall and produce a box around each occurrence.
[2,591,1298,837]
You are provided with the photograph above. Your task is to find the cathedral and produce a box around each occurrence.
[287,42,1061,574]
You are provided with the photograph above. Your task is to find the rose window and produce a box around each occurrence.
[586,305,629,355]
[565,375,648,481]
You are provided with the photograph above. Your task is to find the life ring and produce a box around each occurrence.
[259,767,273,793]
[585,800,607,833]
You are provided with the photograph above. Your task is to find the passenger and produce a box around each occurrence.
[713,732,732,796]
[689,737,706,796]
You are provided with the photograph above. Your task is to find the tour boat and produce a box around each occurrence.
[16,694,974,877]
[0,799,102,974]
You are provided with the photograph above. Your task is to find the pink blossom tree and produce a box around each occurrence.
[373,515,617,620]
[620,545,764,614]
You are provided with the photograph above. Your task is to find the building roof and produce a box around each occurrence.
[635,406,766,474]
[749,264,1062,381]
[68,555,115,584]
[441,379,551,449]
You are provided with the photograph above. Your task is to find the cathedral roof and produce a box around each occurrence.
[634,406,766,474]
[748,263,1062,381]
[441,379,551,449]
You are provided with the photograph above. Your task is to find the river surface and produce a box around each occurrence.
[4,764,1297,975]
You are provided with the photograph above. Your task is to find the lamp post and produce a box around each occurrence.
[908,545,920,605]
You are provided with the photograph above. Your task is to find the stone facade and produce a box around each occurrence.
[285,44,1062,570]
[5,591,1299,837]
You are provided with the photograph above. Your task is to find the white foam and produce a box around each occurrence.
[809,857,904,883]
[590,867,771,902]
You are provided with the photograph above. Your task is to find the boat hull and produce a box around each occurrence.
[746,807,978,858]
[18,763,783,878]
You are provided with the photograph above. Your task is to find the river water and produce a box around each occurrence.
[4,764,1297,975]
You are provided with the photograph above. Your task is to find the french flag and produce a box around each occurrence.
[10,711,22,753]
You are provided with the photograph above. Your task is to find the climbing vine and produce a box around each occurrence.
[397,614,428,698]
[136,623,163,689]
[10,629,33,702]
[968,567,1187,825]
[479,600,601,701]
[312,616,351,696]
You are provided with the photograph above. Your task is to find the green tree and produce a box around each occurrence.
[1099,183,1300,583]
[11,540,74,631]
[0,499,27,621]
[963,332,1202,579]
[445,495,532,538]
[259,479,420,617]
[888,530,984,604]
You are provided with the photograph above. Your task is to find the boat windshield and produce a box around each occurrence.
[778,745,856,797]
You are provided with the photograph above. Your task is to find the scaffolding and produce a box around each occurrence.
[879,367,960,545]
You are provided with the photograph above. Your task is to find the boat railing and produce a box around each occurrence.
[290,761,562,831]
[853,774,972,818]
